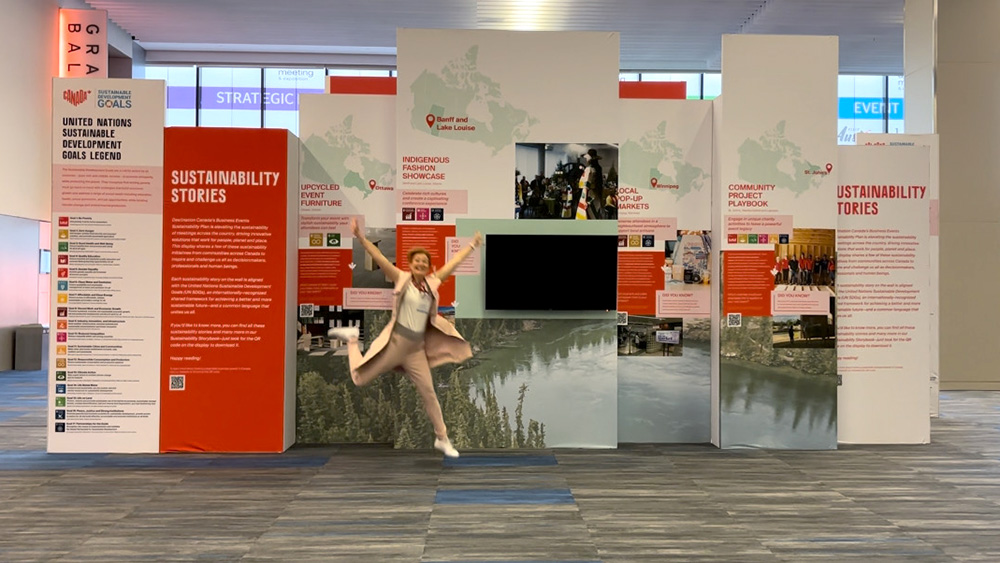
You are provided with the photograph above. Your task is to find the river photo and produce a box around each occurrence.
[617,340,711,443]
[719,316,837,449]
[454,319,618,448]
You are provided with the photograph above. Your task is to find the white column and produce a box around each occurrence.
[904,0,936,135]
[933,0,1000,389]
[0,0,58,221]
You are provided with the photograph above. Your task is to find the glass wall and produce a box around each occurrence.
[263,68,326,135]
[144,66,904,142]
[199,67,264,128]
[144,65,196,126]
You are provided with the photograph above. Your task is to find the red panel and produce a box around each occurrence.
[327,76,397,95]
[298,248,353,306]
[722,251,774,317]
[396,224,457,307]
[617,251,666,316]
[161,128,290,452]
[619,81,687,100]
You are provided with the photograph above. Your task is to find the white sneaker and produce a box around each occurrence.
[327,326,359,342]
[434,437,460,458]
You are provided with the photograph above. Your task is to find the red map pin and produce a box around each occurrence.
[650,178,658,188]
[825,163,833,173]
[425,114,435,128]
[369,179,377,189]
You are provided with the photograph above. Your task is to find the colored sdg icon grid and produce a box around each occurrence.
[55,410,66,420]
[779,234,790,244]
[738,234,749,244]
[326,233,341,247]
[402,208,415,221]
[416,208,430,221]
[57,320,68,330]
[728,233,738,244]
[57,332,67,342]
[58,281,68,291]
[642,235,655,248]
[57,294,68,303]
[309,233,323,247]
[628,235,642,247]
[55,396,66,407]
[56,345,67,355]
[55,423,65,433]
[55,371,67,381]
[617,235,628,247]
[58,229,69,240]
[56,358,66,368]
[58,254,69,265]
[430,208,444,221]
[55,384,66,394]
[58,242,69,252]
[58,217,69,227]
[748,234,758,244]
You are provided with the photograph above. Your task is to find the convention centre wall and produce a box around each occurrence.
[294,29,718,449]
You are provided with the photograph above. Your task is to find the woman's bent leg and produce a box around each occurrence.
[400,342,447,439]
[350,333,404,387]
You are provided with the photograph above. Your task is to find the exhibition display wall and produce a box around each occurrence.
[47,30,938,453]
[716,36,840,449]
[617,95,713,443]
[836,145,931,444]
[49,78,165,453]
[49,78,298,453]
[857,133,940,418]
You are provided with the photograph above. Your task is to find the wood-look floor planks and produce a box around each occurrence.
[2,371,1000,561]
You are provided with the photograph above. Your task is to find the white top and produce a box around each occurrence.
[396,280,432,334]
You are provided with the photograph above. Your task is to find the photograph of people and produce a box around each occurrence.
[327,218,483,458]
[514,143,618,219]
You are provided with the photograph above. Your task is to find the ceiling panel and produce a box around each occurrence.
[83,0,904,73]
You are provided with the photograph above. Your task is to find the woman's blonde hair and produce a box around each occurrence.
[407,247,431,263]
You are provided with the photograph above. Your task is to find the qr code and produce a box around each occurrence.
[169,375,185,391]
[616,312,628,326]
[298,304,315,318]
[727,313,742,328]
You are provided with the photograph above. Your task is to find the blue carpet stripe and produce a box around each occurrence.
[435,488,575,505]
[444,455,557,467]
[0,450,329,470]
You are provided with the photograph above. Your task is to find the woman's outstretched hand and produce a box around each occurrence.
[471,231,483,249]
[350,217,363,239]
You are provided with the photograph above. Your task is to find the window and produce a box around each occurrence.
[702,74,721,100]
[199,67,263,128]
[263,68,326,136]
[144,65,196,126]
[837,75,887,144]
[142,66,904,142]
[887,76,905,134]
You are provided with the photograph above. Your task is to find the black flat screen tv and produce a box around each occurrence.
[484,234,618,311]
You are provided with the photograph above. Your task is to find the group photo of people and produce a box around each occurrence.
[772,229,837,287]
[514,143,619,220]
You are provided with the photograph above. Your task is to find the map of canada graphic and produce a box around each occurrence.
[737,121,825,194]
[302,114,393,198]
[621,121,708,198]
[410,46,538,154]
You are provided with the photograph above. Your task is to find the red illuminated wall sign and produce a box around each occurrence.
[59,9,108,78]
